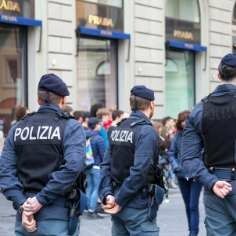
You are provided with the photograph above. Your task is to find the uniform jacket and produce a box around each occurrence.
[181,84,236,190]
[0,104,86,220]
[99,110,159,209]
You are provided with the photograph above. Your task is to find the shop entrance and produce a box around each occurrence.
[165,49,195,117]
[0,25,27,134]
[77,38,118,110]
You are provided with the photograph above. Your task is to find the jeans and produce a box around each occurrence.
[204,189,236,236]
[86,166,101,212]
[111,207,159,236]
[15,218,80,236]
[178,178,202,235]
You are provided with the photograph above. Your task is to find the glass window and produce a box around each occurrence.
[165,50,195,117]
[77,38,117,110]
[166,0,200,23]
[80,0,122,8]
[0,25,27,135]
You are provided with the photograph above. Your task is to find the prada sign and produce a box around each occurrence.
[166,17,201,43]
[0,0,34,18]
[77,0,123,32]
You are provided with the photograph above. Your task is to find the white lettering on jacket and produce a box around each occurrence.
[110,129,133,143]
[14,126,61,141]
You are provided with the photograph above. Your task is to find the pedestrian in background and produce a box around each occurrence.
[86,117,105,218]
[0,74,86,235]
[181,54,236,235]
[168,110,202,236]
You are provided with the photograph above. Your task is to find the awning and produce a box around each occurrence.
[77,26,130,40]
[0,14,42,27]
[166,39,207,52]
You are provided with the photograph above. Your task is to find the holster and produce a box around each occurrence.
[147,184,165,221]
[67,189,87,235]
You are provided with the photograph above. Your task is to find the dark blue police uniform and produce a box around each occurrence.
[99,86,161,236]
[181,54,236,235]
[0,74,86,236]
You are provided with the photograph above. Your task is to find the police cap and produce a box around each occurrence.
[130,85,155,101]
[38,73,70,97]
[221,53,236,67]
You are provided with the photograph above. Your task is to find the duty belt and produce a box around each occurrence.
[209,167,236,180]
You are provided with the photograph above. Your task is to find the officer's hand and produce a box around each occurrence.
[104,203,121,215]
[212,181,232,199]
[23,197,43,215]
[102,195,115,210]
[22,211,37,233]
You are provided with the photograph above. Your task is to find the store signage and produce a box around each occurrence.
[166,17,200,43]
[77,0,123,32]
[88,15,113,27]
[0,0,20,13]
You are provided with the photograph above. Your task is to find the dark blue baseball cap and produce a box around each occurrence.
[130,85,155,101]
[221,53,236,67]
[38,73,70,97]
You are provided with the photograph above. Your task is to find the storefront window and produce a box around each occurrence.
[80,0,123,8]
[232,3,236,53]
[165,50,195,117]
[77,38,117,110]
[166,0,200,23]
[0,25,27,134]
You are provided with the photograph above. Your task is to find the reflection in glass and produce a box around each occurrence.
[80,0,122,8]
[0,25,27,135]
[166,0,200,23]
[165,50,195,117]
[77,38,117,110]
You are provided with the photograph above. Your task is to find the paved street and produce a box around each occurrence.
[0,189,205,236]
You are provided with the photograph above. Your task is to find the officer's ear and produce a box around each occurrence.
[59,97,66,108]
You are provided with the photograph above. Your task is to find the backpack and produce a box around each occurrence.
[85,138,95,167]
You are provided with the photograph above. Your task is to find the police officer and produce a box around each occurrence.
[99,85,161,236]
[0,74,86,235]
[181,54,236,236]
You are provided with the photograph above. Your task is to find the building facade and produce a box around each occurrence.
[0,0,235,133]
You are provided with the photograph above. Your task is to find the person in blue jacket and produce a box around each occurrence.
[181,54,236,235]
[168,110,202,236]
[99,85,162,236]
[0,74,86,236]
[86,117,105,217]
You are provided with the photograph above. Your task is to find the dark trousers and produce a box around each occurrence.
[178,178,202,235]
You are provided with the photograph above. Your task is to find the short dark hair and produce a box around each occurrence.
[176,110,190,131]
[73,110,89,122]
[130,95,151,111]
[90,103,104,117]
[15,106,27,121]
[218,62,236,81]
[38,90,62,105]
[112,110,124,121]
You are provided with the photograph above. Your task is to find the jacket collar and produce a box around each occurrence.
[213,84,236,95]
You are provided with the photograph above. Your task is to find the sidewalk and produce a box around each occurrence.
[0,189,205,236]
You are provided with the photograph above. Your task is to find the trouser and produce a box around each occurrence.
[178,178,202,235]
[111,207,159,236]
[86,166,101,212]
[204,189,236,236]
[15,217,80,236]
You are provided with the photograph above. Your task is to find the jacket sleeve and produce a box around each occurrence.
[115,125,157,208]
[99,145,114,200]
[36,120,86,205]
[181,103,218,190]
[168,135,180,171]
[0,127,27,209]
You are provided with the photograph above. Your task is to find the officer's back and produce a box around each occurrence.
[0,74,86,236]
